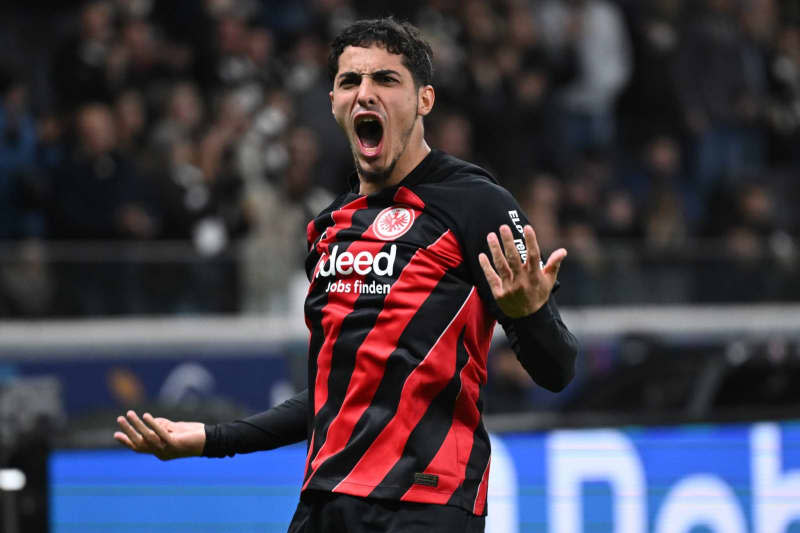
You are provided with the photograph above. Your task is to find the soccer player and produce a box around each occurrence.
[114,18,578,533]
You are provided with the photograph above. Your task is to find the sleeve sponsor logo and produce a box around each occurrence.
[507,210,528,263]
[373,206,415,241]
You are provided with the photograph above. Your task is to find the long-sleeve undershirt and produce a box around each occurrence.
[203,296,577,458]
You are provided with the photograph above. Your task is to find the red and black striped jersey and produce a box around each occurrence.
[203,149,578,516]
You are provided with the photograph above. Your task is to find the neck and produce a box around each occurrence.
[358,125,430,195]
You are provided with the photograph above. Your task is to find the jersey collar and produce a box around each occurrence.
[347,150,441,196]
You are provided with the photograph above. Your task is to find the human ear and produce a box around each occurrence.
[418,85,435,117]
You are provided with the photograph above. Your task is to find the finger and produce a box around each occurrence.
[478,252,503,296]
[117,415,143,447]
[114,431,135,450]
[486,232,512,280]
[144,413,172,444]
[523,225,542,268]
[127,411,164,448]
[543,248,567,278]
[152,417,174,434]
[499,225,524,273]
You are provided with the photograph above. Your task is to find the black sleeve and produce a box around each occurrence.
[456,177,579,392]
[202,389,309,458]
[501,297,578,392]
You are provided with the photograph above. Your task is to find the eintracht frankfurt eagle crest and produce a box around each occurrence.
[372,206,415,241]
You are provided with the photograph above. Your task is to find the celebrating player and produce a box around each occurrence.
[115,17,578,533]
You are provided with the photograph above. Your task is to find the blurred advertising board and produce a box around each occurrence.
[10,351,294,417]
[51,418,800,532]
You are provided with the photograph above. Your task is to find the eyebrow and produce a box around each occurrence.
[337,69,403,82]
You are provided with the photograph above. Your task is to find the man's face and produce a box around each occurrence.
[330,45,428,184]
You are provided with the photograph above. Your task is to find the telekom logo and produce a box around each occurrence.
[373,206,415,241]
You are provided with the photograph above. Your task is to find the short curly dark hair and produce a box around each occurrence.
[327,17,434,88]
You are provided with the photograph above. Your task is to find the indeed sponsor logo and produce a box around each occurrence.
[315,244,397,279]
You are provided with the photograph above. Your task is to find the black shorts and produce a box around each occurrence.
[287,490,486,533]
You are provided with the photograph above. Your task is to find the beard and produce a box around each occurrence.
[356,158,398,186]
[352,104,418,188]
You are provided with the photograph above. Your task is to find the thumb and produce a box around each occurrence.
[543,248,567,278]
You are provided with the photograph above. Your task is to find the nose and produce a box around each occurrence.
[356,78,377,108]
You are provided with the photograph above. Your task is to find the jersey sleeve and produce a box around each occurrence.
[457,178,579,392]
[202,388,309,458]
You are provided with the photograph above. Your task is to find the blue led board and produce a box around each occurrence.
[50,445,306,532]
[51,420,800,532]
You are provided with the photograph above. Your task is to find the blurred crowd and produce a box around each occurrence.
[0,0,798,317]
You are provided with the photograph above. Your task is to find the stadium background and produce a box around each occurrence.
[0,0,799,531]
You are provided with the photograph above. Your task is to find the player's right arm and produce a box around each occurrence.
[203,389,308,457]
[114,388,309,460]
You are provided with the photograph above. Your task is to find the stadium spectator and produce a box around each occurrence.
[696,179,787,302]
[617,0,686,147]
[673,0,769,198]
[536,0,632,167]
[427,107,475,163]
[624,134,696,235]
[0,72,53,317]
[45,103,156,315]
[149,80,206,151]
[113,88,148,158]
[46,103,154,240]
[766,19,800,168]
[240,125,334,313]
[286,33,353,193]
[0,72,41,239]
[519,173,563,255]
[51,1,117,110]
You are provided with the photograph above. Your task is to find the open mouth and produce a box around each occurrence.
[354,115,383,155]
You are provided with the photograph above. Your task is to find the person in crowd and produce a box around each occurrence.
[536,0,632,167]
[51,0,117,110]
[673,0,769,197]
[239,125,334,313]
[617,0,686,148]
[0,72,40,239]
[45,103,156,315]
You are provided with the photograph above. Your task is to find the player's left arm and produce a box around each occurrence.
[459,179,579,392]
[478,223,578,392]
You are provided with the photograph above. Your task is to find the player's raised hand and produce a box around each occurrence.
[478,224,567,318]
[114,410,206,461]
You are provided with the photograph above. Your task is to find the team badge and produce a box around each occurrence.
[372,206,415,241]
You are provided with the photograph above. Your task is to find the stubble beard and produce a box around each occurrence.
[353,104,418,187]
[355,154,398,186]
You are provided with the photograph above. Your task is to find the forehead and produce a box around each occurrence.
[336,45,410,77]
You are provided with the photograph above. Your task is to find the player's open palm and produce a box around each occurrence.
[114,410,205,461]
[478,224,567,318]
